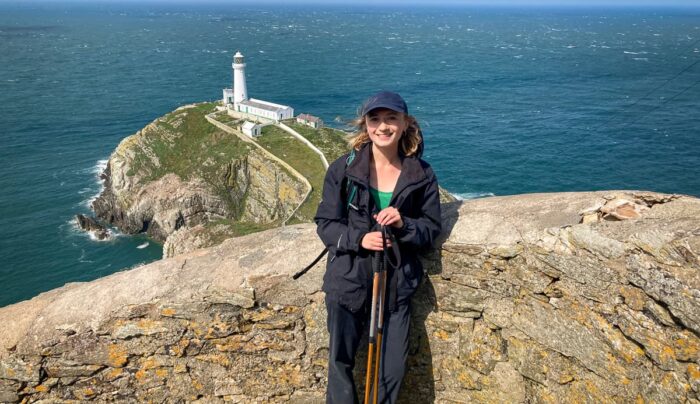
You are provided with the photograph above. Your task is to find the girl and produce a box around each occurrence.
[315,91,442,403]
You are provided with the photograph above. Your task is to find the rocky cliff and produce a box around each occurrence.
[2,191,698,403]
[91,103,308,253]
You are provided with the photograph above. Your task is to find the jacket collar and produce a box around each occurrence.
[346,143,428,200]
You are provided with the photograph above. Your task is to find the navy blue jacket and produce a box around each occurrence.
[314,143,442,313]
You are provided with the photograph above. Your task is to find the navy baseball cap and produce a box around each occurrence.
[361,91,408,116]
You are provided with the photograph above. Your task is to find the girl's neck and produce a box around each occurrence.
[371,144,401,168]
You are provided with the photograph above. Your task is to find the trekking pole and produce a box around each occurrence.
[364,226,389,404]
[372,263,387,404]
[364,248,382,404]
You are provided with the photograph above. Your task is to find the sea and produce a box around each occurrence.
[1,1,699,308]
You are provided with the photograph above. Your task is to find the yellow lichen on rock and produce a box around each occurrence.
[160,307,177,317]
[107,344,128,368]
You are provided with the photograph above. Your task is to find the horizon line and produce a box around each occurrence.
[2,0,700,7]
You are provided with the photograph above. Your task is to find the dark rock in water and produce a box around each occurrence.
[75,214,110,240]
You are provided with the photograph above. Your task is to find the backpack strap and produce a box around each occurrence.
[294,148,357,280]
[345,149,358,211]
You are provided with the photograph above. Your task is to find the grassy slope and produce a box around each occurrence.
[128,103,250,183]
[284,121,351,163]
[124,105,350,237]
[257,124,349,224]
[125,103,272,237]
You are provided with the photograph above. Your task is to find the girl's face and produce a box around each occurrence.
[365,108,408,152]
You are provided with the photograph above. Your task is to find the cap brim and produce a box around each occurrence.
[363,103,406,116]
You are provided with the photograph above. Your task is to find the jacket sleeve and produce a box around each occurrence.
[314,160,365,254]
[394,171,442,248]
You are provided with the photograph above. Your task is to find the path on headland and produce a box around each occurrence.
[205,110,330,224]
[276,121,329,170]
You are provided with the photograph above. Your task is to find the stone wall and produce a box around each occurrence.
[1,191,698,403]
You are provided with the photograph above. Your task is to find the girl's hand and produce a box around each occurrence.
[374,207,404,229]
[361,231,391,251]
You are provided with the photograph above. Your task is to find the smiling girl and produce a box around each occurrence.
[315,91,442,403]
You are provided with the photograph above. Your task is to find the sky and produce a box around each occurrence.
[229,0,699,4]
[3,0,700,6]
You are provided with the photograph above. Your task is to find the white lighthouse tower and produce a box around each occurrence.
[232,51,248,104]
[221,50,294,123]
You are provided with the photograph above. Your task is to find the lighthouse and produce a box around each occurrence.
[221,50,294,123]
[232,51,248,104]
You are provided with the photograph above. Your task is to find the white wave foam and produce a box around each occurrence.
[78,249,94,263]
[86,228,118,242]
[78,159,109,209]
[92,159,109,179]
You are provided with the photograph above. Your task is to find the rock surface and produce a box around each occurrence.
[1,191,698,403]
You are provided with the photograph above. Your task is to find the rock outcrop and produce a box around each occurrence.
[91,103,308,252]
[75,214,110,241]
[2,191,698,403]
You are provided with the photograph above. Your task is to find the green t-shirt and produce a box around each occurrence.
[369,187,393,211]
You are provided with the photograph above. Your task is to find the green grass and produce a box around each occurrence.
[213,111,240,124]
[257,125,327,223]
[126,102,253,215]
[283,120,351,163]
[204,218,274,246]
[123,106,347,237]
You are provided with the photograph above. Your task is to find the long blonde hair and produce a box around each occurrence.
[349,111,423,157]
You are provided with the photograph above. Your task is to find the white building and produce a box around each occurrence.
[222,51,294,122]
[223,88,234,105]
[297,113,324,129]
[241,121,262,137]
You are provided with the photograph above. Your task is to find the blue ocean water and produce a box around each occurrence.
[1,2,699,307]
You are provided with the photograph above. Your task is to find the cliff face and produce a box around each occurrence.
[92,103,307,252]
[2,191,698,403]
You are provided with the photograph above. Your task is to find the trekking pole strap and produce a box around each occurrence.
[292,247,328,280]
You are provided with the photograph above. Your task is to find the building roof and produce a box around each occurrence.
[242,121,260,130]
[239,98,291,113]
[297,113,322,123]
